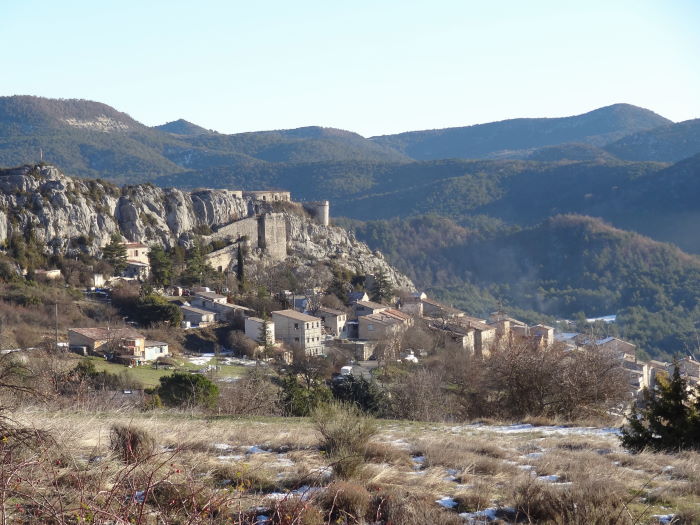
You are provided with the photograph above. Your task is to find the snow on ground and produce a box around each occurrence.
[461,507,515,524]
[652,515,676,525]
[458,422,621,436]
[436,496,458,508]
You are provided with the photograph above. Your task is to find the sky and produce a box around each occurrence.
[1,0,699,136]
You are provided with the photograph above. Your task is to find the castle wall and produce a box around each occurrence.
[259,213,287,260]
[204,212,287,270]
[243,191,291,202]
[208,217,259,244]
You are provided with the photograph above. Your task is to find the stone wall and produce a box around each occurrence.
[259,213,287,260]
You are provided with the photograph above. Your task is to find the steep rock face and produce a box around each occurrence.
[0,165,250,252]
[285,214,413,290]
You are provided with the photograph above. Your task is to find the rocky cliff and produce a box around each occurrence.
[0,164,414,290]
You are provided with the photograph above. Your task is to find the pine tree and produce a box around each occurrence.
[102,233,127,276]
[370,270,393,303]
[258,314,274,357]
[621,366,700,452]
[148,245,173,287]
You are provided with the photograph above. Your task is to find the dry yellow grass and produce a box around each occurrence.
[6,407,700,524]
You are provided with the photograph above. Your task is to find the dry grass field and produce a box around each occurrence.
[3,407,699,524]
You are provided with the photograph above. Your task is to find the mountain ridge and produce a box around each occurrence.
[370,103,672,160]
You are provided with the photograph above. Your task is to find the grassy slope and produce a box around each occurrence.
[11,408,700,523]
[85,355,248,388]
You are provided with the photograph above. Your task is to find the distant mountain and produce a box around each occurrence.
[605,119,700,162]
[371,104,671,160]
[177,126,409,164]
[154,119,214,136]
[0,96,407,182]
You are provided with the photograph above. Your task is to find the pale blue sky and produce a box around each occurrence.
[2,1,699,136]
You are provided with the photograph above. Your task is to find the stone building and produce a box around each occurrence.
[358,308,413,341]
[317,307,347,337]
[272,309,324,356]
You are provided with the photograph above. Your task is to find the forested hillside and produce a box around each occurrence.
[343,215,700,359]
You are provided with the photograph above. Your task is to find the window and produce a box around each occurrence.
[294,323,299,329]
[294,337,299,342]
[134,250,139,257]
[306,323,310,329]
[368,324,374,331]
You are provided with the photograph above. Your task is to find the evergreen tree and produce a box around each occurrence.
[148,245,173,287]
[236,243,245,284]
[370,270,393,303]
[258,314,274,357]
[330,375,387,415]
[182,243,211,286]
[102,233,127,276]
[621,366,700,452]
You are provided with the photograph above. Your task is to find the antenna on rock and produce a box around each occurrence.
[39,148,43,162]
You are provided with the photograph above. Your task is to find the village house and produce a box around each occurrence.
[317,307,347,337]
[358,308,413,341]
[347,291,370,304]
[245,317,275,345]
[448,317,497,358]
[272,309,324,356]
[189,291,253,322]
[353,300,389,318]
[595,337,637,358]
[419,297,465,319]
[180,305,216,327]
[67,327,168,365]
[122,242,150,280]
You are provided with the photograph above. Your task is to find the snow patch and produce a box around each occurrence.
[436,496,458,508]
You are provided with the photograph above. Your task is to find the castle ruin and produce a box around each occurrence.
[204,192,328,272]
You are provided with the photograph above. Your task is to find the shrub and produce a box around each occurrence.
[157,372,219,409]
[312,401,377,479]
[330,375,386,415]
[109,423,156,463]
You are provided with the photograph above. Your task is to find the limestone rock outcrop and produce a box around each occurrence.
[0,164,415,291]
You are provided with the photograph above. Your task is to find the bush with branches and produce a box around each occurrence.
[312,401,377,479]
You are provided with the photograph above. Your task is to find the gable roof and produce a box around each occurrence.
[69,327,145,341]
[421,297,464,315]
[360,308,412,326]
[181,305,216,316]
[318,306,346,316]
[272,309,320,322]
[355,300,388,310]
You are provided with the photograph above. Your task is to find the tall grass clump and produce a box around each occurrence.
[110,423,157,463]
[312,401,377,479]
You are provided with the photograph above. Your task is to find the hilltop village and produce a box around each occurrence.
[46,186,699,405]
